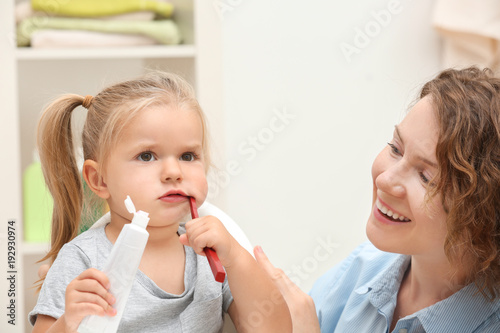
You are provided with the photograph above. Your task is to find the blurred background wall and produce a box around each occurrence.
[217,0,441,291]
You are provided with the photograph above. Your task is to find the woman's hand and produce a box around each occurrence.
[63,268,116,332]
[38,263,50,280]
[254,246,321,333]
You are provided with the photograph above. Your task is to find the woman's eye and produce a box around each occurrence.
[138,152,155,162]
[419,172,429,184]
[387,142,402,155]
[180,153,196,161]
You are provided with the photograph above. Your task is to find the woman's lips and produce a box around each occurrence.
[376,199,411,222]
[373,199,411,224]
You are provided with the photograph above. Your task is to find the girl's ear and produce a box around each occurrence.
[82,159,110,199]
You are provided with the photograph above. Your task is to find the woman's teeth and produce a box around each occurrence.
[376,200,411,222]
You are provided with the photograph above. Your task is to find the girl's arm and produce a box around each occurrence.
[32,315,63,333]
[180,216,292,332]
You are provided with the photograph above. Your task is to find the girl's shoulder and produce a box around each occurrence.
[56,222,110,266]
[68,223,107,248]
[66,212,111,249]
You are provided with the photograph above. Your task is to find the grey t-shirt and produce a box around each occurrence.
[29,219,233,333]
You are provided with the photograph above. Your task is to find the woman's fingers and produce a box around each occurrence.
[38,264,50,279]
[254,246,321,333]
[254,246,299,294]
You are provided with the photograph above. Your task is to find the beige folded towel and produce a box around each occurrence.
[433,0,500,70]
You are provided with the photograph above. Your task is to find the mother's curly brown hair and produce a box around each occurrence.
[421,67,500,300]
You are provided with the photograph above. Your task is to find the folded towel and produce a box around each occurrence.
[31,29,158,48]
[16,1,157,24]
[433,0,500,41]
[17,17,181,47]
[439,33,500,71]
[31,0,174,18]
[433,0,500,70]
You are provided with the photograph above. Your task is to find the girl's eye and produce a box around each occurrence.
[387,142,402,155]
[138,152,155,162]
[180,152,196,162]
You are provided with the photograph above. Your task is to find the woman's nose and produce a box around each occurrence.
[375,164,406,198]
[161,158,183,182]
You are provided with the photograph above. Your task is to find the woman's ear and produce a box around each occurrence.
[82,159,110,199]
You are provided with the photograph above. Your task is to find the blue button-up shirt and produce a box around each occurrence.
[310,242,500,332]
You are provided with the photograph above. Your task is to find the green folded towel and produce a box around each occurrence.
[17,17,181,47]
[31,0,174,18]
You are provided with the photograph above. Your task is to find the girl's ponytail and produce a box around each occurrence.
[37,94,85,266]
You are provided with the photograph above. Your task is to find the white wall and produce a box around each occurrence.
[217,0,441,291]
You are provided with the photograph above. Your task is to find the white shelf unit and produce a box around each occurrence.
[0,1,225,332]
[16,45,197,60]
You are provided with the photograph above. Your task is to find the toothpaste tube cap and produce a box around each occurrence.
[124,195,150,229]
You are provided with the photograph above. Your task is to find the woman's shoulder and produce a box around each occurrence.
[321,241,398,276]
[310,241,401,298]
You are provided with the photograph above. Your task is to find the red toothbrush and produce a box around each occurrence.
[189,197,226,283]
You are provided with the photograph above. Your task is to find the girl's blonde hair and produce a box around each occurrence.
[37,71,210,271]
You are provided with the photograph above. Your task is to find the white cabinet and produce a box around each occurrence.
[0,1,225,331]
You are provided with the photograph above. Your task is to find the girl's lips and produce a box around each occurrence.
[159,190,189,203]
[159,194,188,203]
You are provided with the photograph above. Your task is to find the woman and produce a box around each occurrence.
[256,67,500,332]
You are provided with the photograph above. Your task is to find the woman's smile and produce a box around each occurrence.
[374,198,411,224]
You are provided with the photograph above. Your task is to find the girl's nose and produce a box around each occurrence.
[161,158,183,182]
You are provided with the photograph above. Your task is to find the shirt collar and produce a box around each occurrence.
[354,253,410,308]
[355,253,500,332]
[417,283,500,332]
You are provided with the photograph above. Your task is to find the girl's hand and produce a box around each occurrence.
[179,215,243,268]
[64,268,116,332]
[254,246,321,333]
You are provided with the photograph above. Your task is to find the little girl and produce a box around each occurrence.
[29,72,291,333]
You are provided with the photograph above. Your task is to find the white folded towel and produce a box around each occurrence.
[30,29,158,48]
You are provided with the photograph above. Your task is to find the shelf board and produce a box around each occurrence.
[16,44,196,60]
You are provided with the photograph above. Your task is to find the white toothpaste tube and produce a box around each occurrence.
[78,195,149,333]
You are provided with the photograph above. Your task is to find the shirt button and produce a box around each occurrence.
[398,329,408,333]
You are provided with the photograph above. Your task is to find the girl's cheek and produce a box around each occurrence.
[200,178,209,198]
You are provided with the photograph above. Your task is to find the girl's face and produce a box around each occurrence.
[102,105,208,227]
[367,96,448,260]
